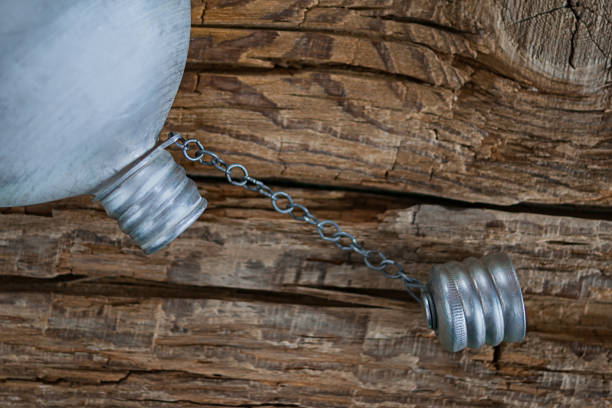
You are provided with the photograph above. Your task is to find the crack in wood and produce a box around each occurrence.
[184,176,612,221]
[567,0,581,69]
[0,275,390,309]
[375,14,476,36]
[200,0,207,25]
[511,5,567,25]
[492,345,502,372]
[297,0,319,29]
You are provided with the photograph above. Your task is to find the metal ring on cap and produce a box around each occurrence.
[428,263,467,352]
[446,261,486,349]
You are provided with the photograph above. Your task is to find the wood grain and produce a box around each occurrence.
[1,182,611,407]
[170,0,612,206]
[1,0,611,407]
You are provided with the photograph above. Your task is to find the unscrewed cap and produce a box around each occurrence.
[423,253,526,352]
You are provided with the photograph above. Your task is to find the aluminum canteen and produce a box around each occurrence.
[0,0,205,253]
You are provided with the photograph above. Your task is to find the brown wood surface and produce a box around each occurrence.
[1,1,611,407]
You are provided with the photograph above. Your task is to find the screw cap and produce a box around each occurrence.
[424,253,525,352]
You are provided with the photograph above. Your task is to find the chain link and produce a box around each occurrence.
[169,132,425,303]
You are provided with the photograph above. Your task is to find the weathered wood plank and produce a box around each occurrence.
[168,68,612,206]
[1,181,611,405]
[1,183,611,302]
[169,1,612,206]
[0,291,610,408]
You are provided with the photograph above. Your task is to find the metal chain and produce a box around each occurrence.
[169,132,425,303]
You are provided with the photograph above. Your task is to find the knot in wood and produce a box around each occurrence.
[499,0,611,87]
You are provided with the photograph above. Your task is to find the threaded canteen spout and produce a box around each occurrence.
[422,253,526,352]
[93,134,207,254]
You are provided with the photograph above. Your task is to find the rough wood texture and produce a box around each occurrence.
[176,0,612,206]
[1,1,611,407]
[1,186,611,407]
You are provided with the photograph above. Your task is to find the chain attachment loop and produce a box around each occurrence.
[170,133,425,303]
[182,139,205,162]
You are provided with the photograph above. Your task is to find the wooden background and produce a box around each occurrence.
[1,1,611,406]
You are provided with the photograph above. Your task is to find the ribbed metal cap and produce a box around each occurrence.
[423,253,526,352]
[93,137,206,254]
